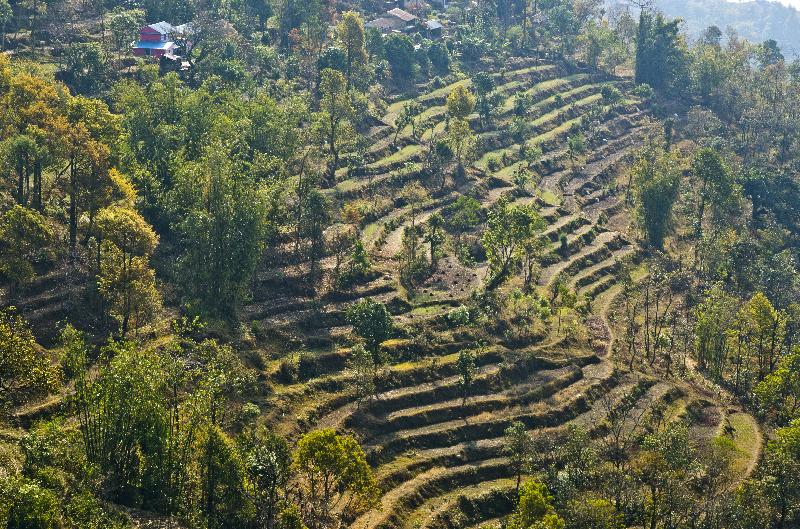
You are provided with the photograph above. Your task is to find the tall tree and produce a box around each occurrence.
[632,146,681,249]
[316,68,355,184]
[336,11,367,91]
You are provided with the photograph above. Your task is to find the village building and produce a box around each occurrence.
[424,19,444,39]
[366,8,419,34]
[133,21,191,59]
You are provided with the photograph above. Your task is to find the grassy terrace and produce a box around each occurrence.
[238,59,764,529]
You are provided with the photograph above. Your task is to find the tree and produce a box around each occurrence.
[690,148,739,269]
[447,118,476,178]
[457,349,476,406]
[170,147,269,318]
[200,426,251,529]
[108,8,145,64]
[95,206,161,336]
[292,429,378,529]
[384,34,415,82]
[62,42,108,94]
[694,283,738,377]
[298,188,330,286]
[394,101,422,144]
[316,69,355,183]
[504,421,531,495]
[425,213,445,269]
[567,132,586,173]
[0,309,59,415]
[336,11,367,91]
[756,348,800,425]
[246,433,292,529]
[508,479,565,529]
[445,195,481,255]
[348,343,376,406]
[632,146,681,249]
[4,478,61,529]
[634,10,690,97]
[0,0,11,51]
[482,199,545,286]
[428,41,450,73]
[0,205,52,288]
[473,72,498,128]
[346,299,393,359]
[446,85,476,121]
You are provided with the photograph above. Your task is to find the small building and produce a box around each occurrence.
[425,20,443,39]
[387,8,419,25]
[367,8,419,34]
[366,17,404,32]
[133,21,177,58]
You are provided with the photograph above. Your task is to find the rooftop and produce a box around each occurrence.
[387,8,418,22]
[147,21,175,35]
[133,40,176,50]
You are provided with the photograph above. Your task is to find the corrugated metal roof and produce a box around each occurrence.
[425,20,443,30]
[133,40,176,49]
[387,8,418,22]
[147,21,175,34]
[366,17,396,29]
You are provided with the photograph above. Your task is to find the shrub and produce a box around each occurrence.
[632,83,654,99]
[600,84,623,104]
[447,305,471,327]
[277,356,299,383]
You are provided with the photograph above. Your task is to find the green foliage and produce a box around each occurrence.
[446,85,476,121]
[346,299,393,356]
[170,147,270,318]
[292,429,378,528]
[384,34,416,82]
[0,309,59,415]
[632,146,682,249]
[756,348,800,424]
[200,426,252,529]
[635,10,690,96]
[457,349,476,404]
[447,305,471,327]
[3,478,62,529]
[0,205,52,287]
[245,433,291,529]
[348,343,376,405]
[482,199,545,285]
[508,479,564,529]
[62,43,109,94]
[95,206,161,336]
[504,421,531,493]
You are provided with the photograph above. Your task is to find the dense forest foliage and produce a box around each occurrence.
[1,0,800,528]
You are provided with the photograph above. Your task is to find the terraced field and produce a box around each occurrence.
[234,60,766,528]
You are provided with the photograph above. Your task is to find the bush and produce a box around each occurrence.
[632,83,654,99]
[4,478,61,529]
[487,157,501,172]
[601,85,623,104]
[447,305,471,327]
[277,356,299,383]
[297,353,319,381]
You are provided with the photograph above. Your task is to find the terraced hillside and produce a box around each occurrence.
[242,59,763,528]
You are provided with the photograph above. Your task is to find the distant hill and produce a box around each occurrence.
[609,0,800,57]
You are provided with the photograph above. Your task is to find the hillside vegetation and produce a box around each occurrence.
[1,1,800,529]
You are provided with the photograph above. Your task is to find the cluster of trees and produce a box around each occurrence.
[0,315,378,529]
[502,408,800,529]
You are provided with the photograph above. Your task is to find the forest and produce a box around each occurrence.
[1,0,800,528]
